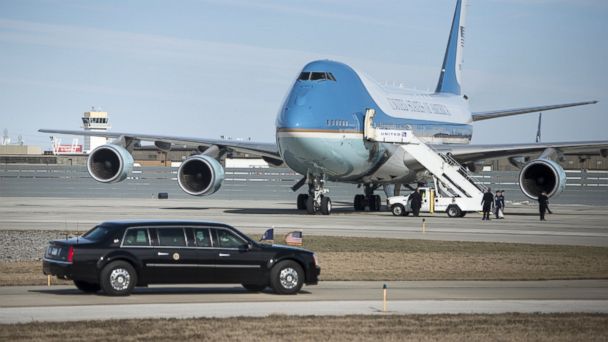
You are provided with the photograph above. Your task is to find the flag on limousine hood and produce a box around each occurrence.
[285,231,303,246]
[260,228,274,243]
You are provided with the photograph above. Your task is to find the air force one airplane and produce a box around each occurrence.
[41,0,606,215]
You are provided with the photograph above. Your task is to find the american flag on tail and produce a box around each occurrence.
[284,231,303,246]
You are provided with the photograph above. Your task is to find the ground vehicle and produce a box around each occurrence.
[387,186,482,218]
[43,220,320,296]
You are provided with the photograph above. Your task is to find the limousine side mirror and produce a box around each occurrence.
[240,243,253,251]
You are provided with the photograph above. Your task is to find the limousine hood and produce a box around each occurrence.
[261,243,312,253]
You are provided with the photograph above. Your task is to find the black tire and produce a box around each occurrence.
[242,283,267,292]
[354,194,365,211]
[297,194,308,210]
[459,212,467,217]
[270,260,304,295]
[447,205,461,218]
[100,261,137,296]
[321,196,332,215]
[73,280,100,293]
[306,196,315,214]
[367,195,376,211]
[391,204,405,216]
[373,195,382,211]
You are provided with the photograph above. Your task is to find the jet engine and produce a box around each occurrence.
[87,144,134,183]
[518,158,566,199]
[177,154,225,196]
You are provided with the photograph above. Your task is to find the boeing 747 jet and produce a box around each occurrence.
[41,0,605,215]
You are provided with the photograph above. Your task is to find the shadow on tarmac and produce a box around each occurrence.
[160,207,210,211]
[29,286,312,296]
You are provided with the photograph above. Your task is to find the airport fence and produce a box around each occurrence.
[1,164,606,202]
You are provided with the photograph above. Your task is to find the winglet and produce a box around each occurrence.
[435,0,467,95]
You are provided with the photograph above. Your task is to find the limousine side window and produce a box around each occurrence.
[215,229,245,248]
[193,228,211,247]
[157,228,187,247]
[123,228,150,246]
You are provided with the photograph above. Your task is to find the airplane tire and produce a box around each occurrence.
[354,195,365,211]
[374,195,382,211]
[321,196,332,215]
[306,196,315,215]
[297,194,308,210]
[367,196,375,211]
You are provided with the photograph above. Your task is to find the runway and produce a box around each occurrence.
[1,197,608,246]
[1,280,607,323]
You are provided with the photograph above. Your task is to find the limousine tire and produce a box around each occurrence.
[270,260,304,294]
[74,280,101,293]
[242,284,267,292]
[100,261,137,296]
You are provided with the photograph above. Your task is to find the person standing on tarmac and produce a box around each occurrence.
[481,188,494,220]
[538,191,549,221]
[409,188,423,217]
[495,190,505,219]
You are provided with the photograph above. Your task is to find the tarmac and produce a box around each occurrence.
[1,197,607,246]
[1,280,607,323]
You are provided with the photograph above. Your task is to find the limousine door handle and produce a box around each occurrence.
[219,253,230,257]
[157,252,169,256]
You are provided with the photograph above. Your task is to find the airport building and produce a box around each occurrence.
[81,108,110,153]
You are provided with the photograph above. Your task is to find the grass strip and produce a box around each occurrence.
[1,314,607,341]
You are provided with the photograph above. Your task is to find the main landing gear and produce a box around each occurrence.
[353,184,382,212]
[296,176,332,215]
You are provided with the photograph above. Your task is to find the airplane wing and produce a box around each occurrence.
[38,129,282,163]
[471,101,598,122]
[436,140,608,163]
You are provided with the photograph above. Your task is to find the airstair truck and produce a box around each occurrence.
[387,177,483,218]
[364,108,485,218]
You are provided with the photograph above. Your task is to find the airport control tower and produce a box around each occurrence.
[81,107,110,153]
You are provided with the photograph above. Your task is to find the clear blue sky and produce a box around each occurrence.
[1,0,606,148]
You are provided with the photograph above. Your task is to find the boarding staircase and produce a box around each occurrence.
[363,109,486,199]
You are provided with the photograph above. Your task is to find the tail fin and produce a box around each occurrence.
[435,0,467,95]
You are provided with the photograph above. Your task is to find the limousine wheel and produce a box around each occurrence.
[100,261,137,296]
[270,260,303,294]
[242,284,267,292]
[74,280,101,293]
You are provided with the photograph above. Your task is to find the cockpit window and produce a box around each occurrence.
[298,72,337,82]
[310,72,326,81]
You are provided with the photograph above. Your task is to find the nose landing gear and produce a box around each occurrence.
[296,175,332,215]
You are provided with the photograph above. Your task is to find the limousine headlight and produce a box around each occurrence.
[313,253,319,266]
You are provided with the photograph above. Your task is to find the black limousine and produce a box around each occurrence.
[43,220,320,295]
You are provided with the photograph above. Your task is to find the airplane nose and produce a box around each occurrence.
[279,106,311,129]
[294,89,309,106]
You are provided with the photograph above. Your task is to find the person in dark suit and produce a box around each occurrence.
[481,188,494,220]
[494,190,502,219]
[538,191,549,221]
[409,188,423,217]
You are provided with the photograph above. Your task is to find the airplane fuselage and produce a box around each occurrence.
[276,60,473,184]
